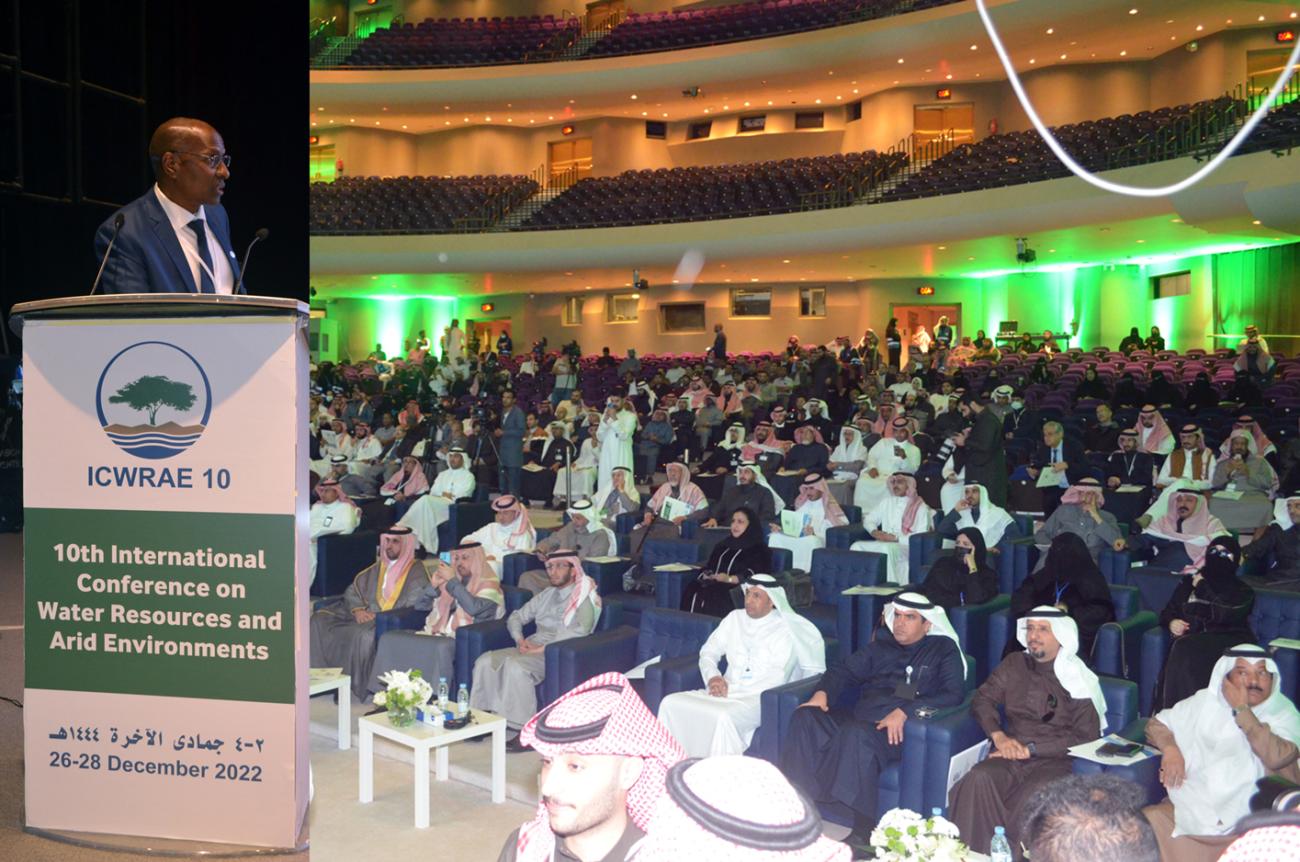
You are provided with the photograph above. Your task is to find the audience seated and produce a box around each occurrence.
[1033,479,1122,570]
[768,473,848,571]
[1242,496,1300,591]
[397,448,475,552]
[850,473,933,585]
[936,483,1019,548]
[1121,491,1228,573]
[1152,536,1255,712]
[949,609,1106,857]
[309,477,360,579]
[369,540,504,698]
[853,417,921,514]
[917,526,999,610]
[1020,774,1160,862]
[781,592,966,845]
[471,550,602,746]
[310,526,434,700]
[695,461,781,530]
[658,574,825,757]
[681,507,770,616]
[1143,645,1300,862]
[518,499,614,594]
[1009,533,1116,658]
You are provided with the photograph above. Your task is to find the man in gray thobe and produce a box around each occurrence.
[1209,430,1278,532]
[310,526,435,700]
[518,500,613,594]
[471,550,602,748]
[1032,478,1122,571]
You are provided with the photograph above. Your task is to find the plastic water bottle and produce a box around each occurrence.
[456,683,470,718]
[990,826,1012,862]
[931,807,942,819]
[437,677,449,711]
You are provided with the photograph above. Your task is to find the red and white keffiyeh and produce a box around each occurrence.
[511,673,685,862]
[794,474,848,527]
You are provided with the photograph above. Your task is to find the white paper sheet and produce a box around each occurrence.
[946,739,991,795]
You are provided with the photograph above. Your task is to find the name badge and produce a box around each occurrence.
[323,516,333,527]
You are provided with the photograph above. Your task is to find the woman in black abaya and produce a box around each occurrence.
[1152,535,1255,711]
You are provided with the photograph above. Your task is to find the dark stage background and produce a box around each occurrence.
[0,0,309,334]
[0,0,309,528]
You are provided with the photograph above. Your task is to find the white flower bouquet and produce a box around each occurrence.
[373,669,433,726]
[869,808,969,861]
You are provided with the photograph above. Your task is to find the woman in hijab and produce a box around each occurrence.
[1145,325,1166,352]
[1183,372,1219,415]
[1145,369,1182,409]
[1119,327,1144,355]
[1074,365,1110,401]
[1152,535,1255,712]
[919,527,999,610]
[1008,532,1116,657]
[679,507,770,617]
[1028,357,1054,385]
[1111,372,1143,409]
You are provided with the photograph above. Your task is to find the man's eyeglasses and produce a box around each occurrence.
[171,151,231,170]
[1041,693,1058,723]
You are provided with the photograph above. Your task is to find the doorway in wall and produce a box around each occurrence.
[890,303,961,349]
[548,138,593,183]
[467,319,512,357]
[914,103,975,147]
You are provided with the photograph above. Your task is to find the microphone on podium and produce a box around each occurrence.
[89,213,126,295]
[234,227,270,295]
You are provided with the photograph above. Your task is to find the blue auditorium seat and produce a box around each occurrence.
[1139,587,1300,715]
[313,530,378,597]
[547,608,720,712]
[454,597,624,697]
[808,548,887,657]
[987,584,1151,679]
[754,650,977,821]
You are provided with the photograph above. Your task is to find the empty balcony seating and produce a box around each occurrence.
[520,151,905,231]
[342,16,580,68]
[586,0,961,59]
[883,98,1236,201]
[309,174,538,234]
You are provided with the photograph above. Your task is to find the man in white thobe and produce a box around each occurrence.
[851,473,933,584]
[398,447,476,553]
[935,483,1017,548]
[596,401,637,490]
[853,417,921,515]
[461,494,537,577]
[768,473,848,571]
[657,574,825,757]
[1143,644,1300,862]
[309,478,360,581]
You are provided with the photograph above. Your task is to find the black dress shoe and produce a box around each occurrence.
[505,733,532,753]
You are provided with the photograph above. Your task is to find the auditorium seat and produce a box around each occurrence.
[309,174,539,235]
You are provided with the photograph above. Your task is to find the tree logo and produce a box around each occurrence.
[94,341,212,460]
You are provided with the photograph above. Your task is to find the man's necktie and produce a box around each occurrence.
[188,218,216,293]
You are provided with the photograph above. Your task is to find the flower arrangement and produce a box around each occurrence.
[373,669,433,727]
[869,808,969,862]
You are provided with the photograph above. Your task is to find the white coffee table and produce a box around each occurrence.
[358,708,507,828]
[309,673,352,750]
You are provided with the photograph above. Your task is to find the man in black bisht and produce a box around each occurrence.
[780,592,966,847]
[956,393,1008,507]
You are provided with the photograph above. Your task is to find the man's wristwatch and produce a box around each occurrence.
[1233,705,1249,717]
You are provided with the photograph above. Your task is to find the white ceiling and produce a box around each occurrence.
[309,0,1299,134]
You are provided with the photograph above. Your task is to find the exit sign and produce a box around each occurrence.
[917,286,935,296]
[1278,29,1296,43]
[935,88,952,100]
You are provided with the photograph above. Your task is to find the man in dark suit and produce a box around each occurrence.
[495,390,526,496]
[94,117,241,294]
[1103,428,1154,527]
[1027,421,1088,517]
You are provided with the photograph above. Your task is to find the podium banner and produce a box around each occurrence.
[19,300,309,849]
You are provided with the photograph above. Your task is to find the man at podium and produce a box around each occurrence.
[92,117,240,294]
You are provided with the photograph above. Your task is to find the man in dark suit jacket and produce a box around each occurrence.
[495,390,526,496]
[1103,428,1155,527]
[94,117,241,294]
[1027,421,1089,517]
